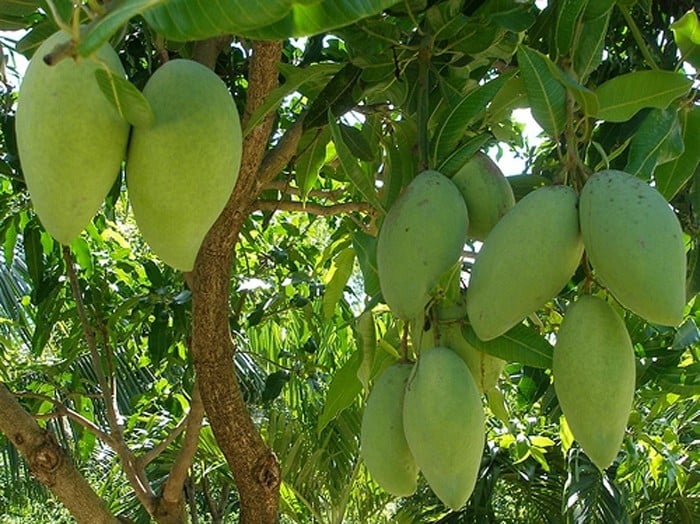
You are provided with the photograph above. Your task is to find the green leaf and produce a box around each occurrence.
[438,134,492,178]
[328,114,383,212]
[322,247,355,319]
[555,0,588,57]
[487,75,528,124]
[145,0,401,41]
[430,72,512,167]
[23,224,43,290]
[517,45,567,138]
[294,128,330,200]
[595,71,693,123]
[244,63,342,136]
[354,311,376,392]
[572,10,610,80]
[351,230,380,298]
[625,109,683,181]
[15,19,57,59]
[671,9,700,70]
[463,323,553,369]
[317,350,362,434]
[0,0,40,17]
[77,0,168,57]
[338,124,375,162]
[582,0,615,20]
[549,66,599,116]
[655,106,700,200]
[94,68,153,128]
[304,63,363,130]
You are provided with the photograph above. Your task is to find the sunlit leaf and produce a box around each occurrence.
[595,71,693,123]
[517,45,567,138]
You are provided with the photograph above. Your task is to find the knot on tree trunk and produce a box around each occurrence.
[252,450,280,491]
[29,431,64,486]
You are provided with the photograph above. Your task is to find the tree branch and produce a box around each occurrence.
[16,391,116,448]
[0,383,118,524]
[255,199,373,216]
[62,248,157,512]
[161,381,205,504]
[264,180,346,201]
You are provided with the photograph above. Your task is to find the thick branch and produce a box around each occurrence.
[255,199,373,216]
[0,383,117,524]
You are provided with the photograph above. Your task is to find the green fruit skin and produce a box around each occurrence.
[440,323,505,393]
[377,171,468,320]
[403,347,485,510]
[579,170,685,326]
[553,296,635,470]
[467,186,583,341]
[451,152,515,241]
[127,59,242,271]
[15,31,130,244]
[360,362,419,497]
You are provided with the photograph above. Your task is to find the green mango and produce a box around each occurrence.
[467,186,583,341]
[377,171,468,320]
[553,295,635,470]
[403,347,484,510]
[15,31,130,244]
[451,152,515,240]
[579,170,685,326]
[360,362,418,497]
[127,59,242,271]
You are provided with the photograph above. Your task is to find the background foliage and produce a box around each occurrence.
[0,0,699,522]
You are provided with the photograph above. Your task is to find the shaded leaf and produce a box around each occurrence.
[354,311,376,392]
[430,72,512,167]
[351,230,380,298]
[463,323,553,369]
[517,45,567,138]
[317,350,362,433]
[94,68,153,128]
[573,11,610,81]
[339,124,375,162]
[655,105,700,200]
[595,71,693,123]
[555,0,587,57]
[77,0,168,57]
[304,63,363,130]
[625,108,683,181]
[328,114,383,211]
[294,128,330,200]
[245,63,342,135]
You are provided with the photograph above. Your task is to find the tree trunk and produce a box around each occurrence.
[189,39,284,523]
[0,383,118,524]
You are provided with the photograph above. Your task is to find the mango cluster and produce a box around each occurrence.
[367,157,687,506]
[15,31,242,271]
[366,155,514,508]
[466,168,685,470]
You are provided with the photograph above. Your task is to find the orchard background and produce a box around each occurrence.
[0,1,698,522]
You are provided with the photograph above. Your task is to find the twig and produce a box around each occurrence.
[254,199,373,216]
[62,247,157,508]
[161,381,205,504]
[263,180,346,201]
[17,391,116,447]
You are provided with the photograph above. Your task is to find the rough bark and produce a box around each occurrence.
[189,40,286,524]
[0,383,117,524]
